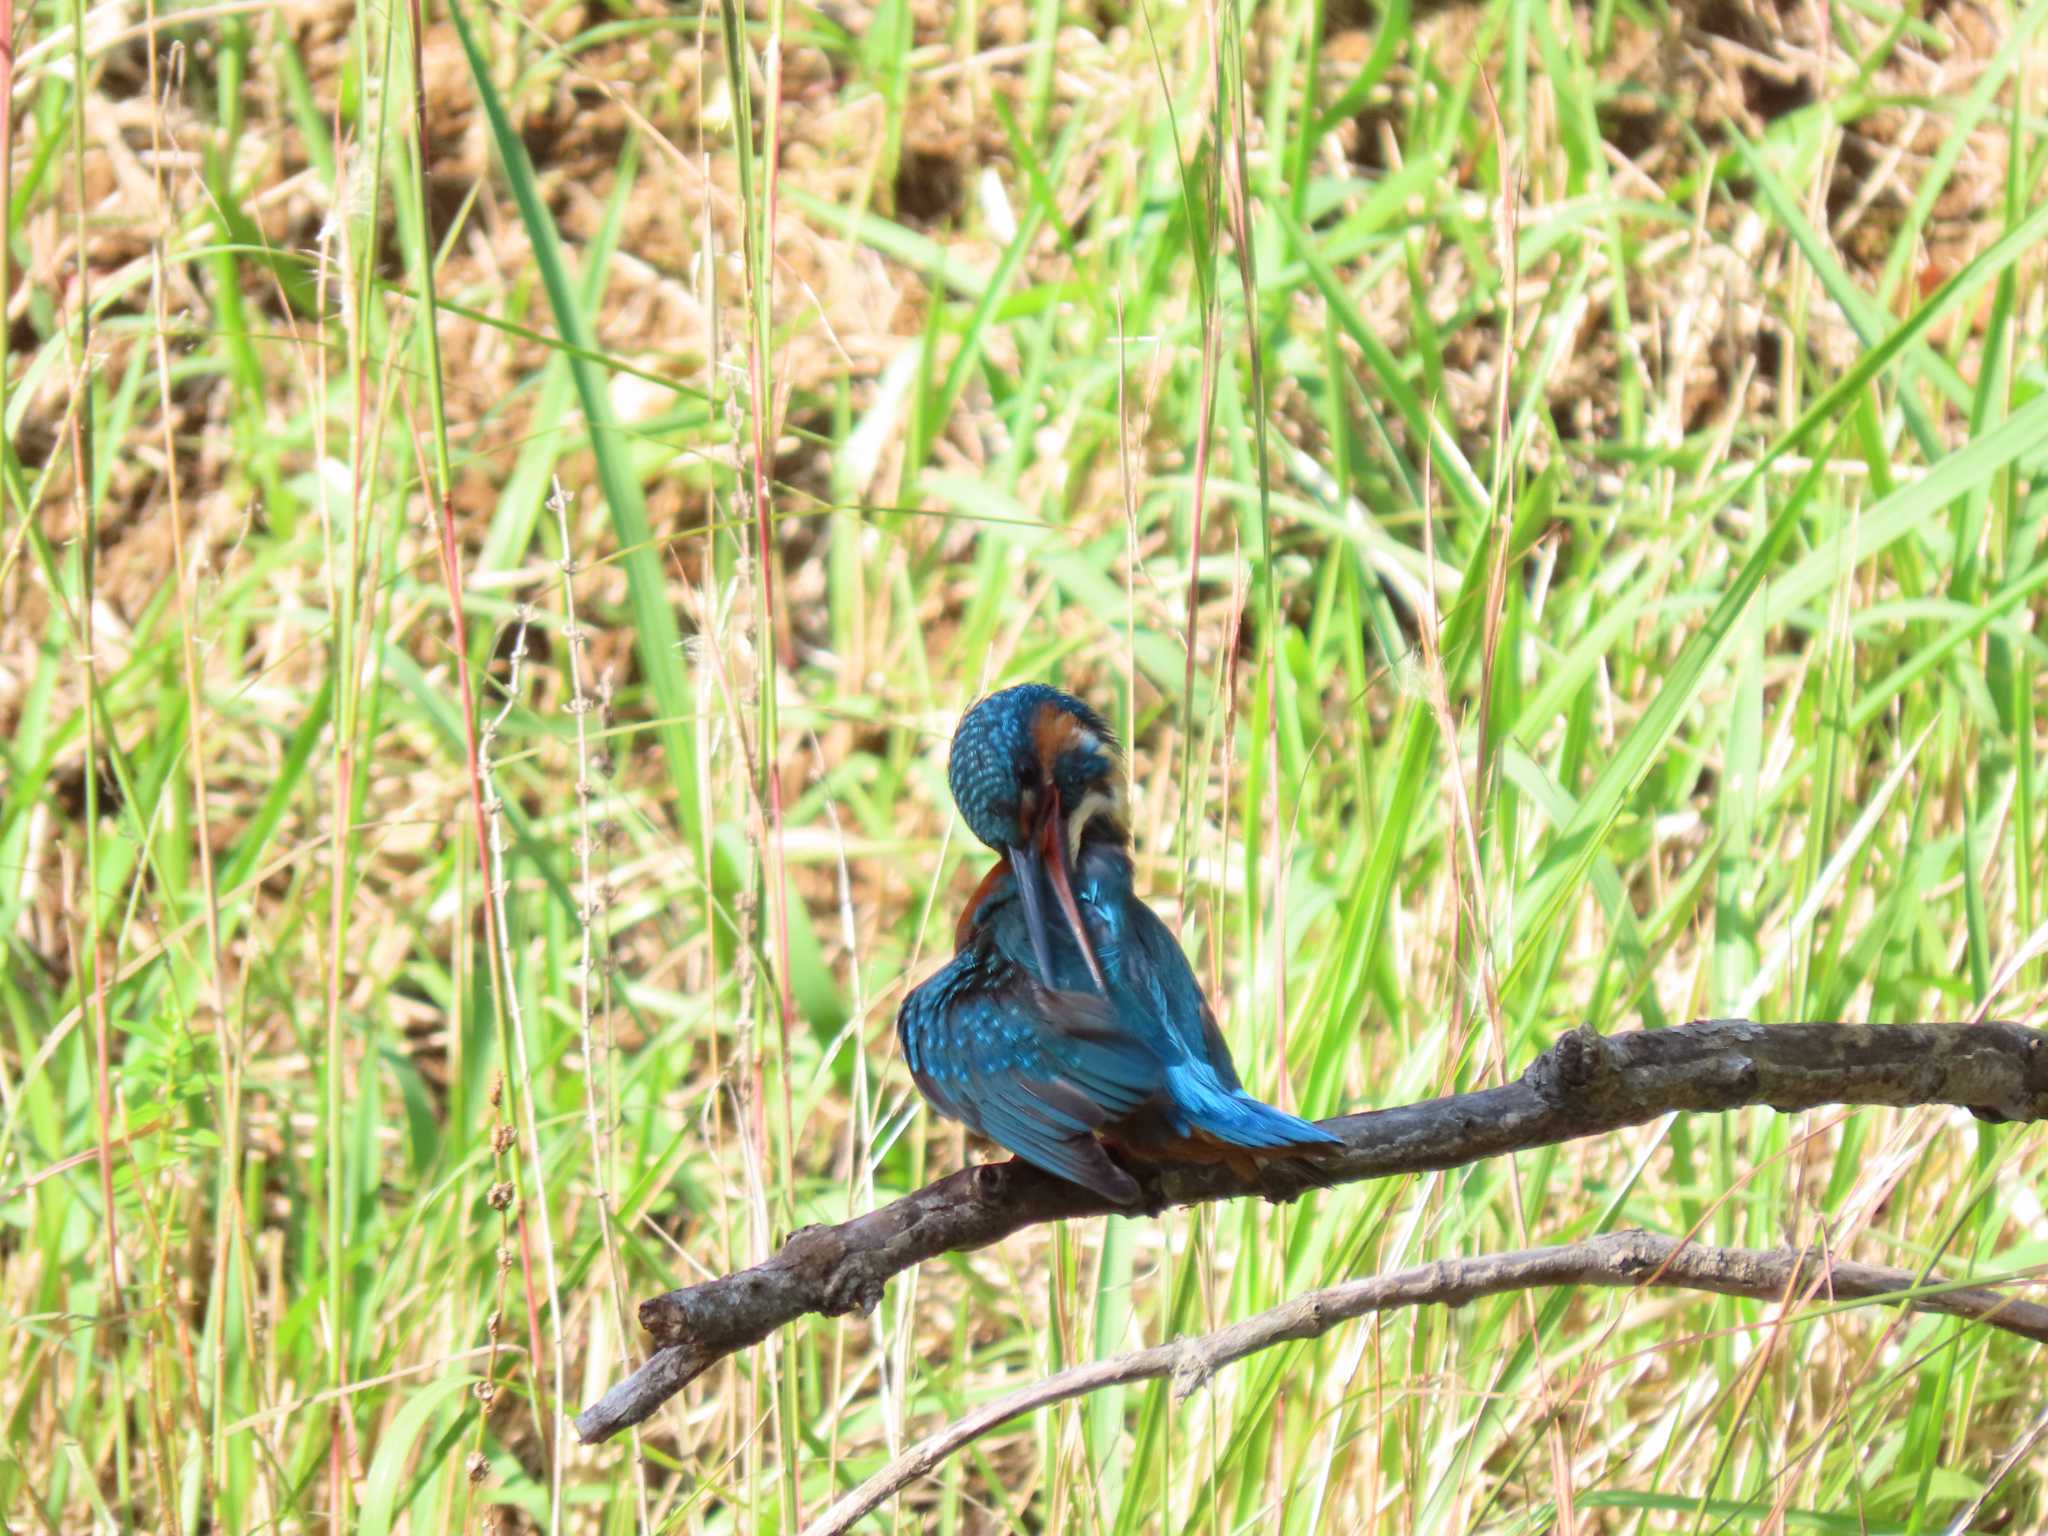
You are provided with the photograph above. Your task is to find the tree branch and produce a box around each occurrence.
[576,1019,2048,1443]
[798,1230,2048,1536]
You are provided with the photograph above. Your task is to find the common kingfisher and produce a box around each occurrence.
[897,684,1340,1205]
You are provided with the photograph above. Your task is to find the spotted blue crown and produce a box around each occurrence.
[947,684,1119,852]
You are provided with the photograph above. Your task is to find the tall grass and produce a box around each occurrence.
[3,0,2046,1530]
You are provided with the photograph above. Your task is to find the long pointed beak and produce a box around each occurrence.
[1008,790,1110,993]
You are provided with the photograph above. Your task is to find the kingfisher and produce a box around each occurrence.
[897,683,1339,1205]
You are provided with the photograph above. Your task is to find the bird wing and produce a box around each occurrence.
[898,948,1161,1203]
[1115,892,1339,1150]
[1118,896,1245,1090]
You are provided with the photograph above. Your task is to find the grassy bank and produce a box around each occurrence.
[4,0,2046,1529]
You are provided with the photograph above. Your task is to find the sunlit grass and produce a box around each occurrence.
[3,0,2046,1529]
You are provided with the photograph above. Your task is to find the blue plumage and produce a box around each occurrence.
[898,685,1338,1205]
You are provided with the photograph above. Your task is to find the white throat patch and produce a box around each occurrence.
[1065,781,1127,861]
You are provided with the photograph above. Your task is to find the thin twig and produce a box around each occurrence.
[551,482,651,1534]
[576,1017,2048,1442]
[802,1229,2048,1536]
[436,520,555,1504]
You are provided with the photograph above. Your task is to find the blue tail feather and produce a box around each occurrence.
[1169,1068,1341,1150]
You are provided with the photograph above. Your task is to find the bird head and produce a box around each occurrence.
[947,684,1127,988]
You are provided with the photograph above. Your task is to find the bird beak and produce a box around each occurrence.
[1008,788,1110,993]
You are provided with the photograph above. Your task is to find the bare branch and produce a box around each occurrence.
[575,1019,2048,1443]
[800,1230,2048,1536]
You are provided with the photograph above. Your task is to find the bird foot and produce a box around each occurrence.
[971,1160,1015,1202]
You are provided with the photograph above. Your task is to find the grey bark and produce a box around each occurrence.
[575,1018,2048,1443]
